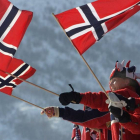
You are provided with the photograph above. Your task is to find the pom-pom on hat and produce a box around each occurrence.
[110,60,140,80]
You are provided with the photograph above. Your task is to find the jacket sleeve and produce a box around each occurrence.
[80,91,109,112]
[79,88,139,112]
[59,107,110,129]
[120,112,140,134]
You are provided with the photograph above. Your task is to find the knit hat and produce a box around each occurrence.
[110,60,140,80]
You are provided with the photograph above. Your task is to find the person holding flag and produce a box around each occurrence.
[41,105,111,140]
[41,60,140,140]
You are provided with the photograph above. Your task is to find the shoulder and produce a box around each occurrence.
[114,87,139,98]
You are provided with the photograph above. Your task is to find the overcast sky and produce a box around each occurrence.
[0,0,140,140]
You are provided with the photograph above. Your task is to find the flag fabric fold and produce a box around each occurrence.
[71,124,81,140]
[54,0,140,54]
[0,58,36,95]
[0,0,33,71]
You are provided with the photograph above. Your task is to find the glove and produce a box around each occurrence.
[41,107,59,118]
[59,91,82,106]
[109,106,131,123]
[106,92,136,111]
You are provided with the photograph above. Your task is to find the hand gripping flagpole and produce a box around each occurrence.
[52,13,109,99]
[5,72,59,97]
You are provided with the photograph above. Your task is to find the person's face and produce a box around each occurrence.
[109,77,129,91]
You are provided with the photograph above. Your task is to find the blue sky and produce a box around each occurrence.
[0,0,140,140]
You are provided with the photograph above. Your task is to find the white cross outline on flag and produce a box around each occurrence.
[65,2,140,41]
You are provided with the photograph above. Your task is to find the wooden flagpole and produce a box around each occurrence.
[5,72,59,96]
[52,13,108,98]
[11,95,43,109]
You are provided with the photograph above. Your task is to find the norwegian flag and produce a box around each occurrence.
[0,58,36,95]
[54,0,140,54]
[0,0,33,71]
[71,125,81,140]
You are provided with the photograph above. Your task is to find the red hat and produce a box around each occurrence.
[110,60,140,96]
[110,60,140,80]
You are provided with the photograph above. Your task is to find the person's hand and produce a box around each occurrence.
[59,91,82,106]
[106,92,136,110]
[109,106,131,123]
[109,106,123,118]
[41,107,59,118]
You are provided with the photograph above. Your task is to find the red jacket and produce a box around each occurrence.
[80,86,140,140]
